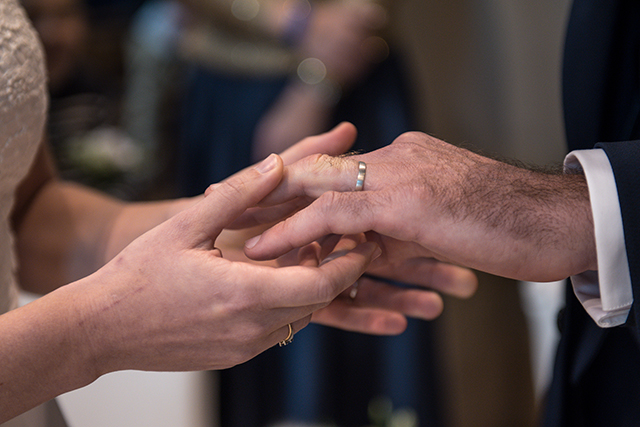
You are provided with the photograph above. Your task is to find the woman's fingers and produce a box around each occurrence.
[180,154,284,246]
[248,241,381,308]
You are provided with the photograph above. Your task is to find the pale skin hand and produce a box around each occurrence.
[290,233,474,331]
[0,154,381,422]
[13,124,359,293]
[4,124,469,422]
[245,129,597,283]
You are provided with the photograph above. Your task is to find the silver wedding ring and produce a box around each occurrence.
[355,161,366,191]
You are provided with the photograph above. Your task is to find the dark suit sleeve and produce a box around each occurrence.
[597,140,640,336]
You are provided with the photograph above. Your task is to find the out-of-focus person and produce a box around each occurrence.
[22,0,149,199]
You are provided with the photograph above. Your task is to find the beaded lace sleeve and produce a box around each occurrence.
[0,0,48,314]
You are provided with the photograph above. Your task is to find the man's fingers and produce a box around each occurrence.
[225,197,309,230]
[208,123,358,228]
[178,154,284,245]
[279,122,358,165]
[261,151,366,205]
[346,276,445,320]
[245,191,377,260]
[204,122,357,199]
[312,273,450,335]
[311,303,408,335]
[368,258,478,299]
[416,262,478,299]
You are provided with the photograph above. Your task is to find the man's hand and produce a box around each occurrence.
[245,131,596,282]
[276,233,477,333]
[214,124,477,333]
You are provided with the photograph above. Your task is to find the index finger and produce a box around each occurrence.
[225,152,366,230]
[260,153,364,206]
[177,154,284,246]
[244,190,379,260]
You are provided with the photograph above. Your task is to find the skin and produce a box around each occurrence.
[3,124,476,422]
[0,153,380,421]
[244,126,597,283]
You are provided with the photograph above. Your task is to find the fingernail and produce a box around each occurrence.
[320,250,351,266]
[372,245,382,260]
[255,154,278,174]
[245,234,261,249]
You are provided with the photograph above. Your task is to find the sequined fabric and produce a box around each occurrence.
[0,0,47,315]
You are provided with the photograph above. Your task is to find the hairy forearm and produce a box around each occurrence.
[425,151,596,280]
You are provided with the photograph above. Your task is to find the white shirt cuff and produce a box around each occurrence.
[564,149,633,328]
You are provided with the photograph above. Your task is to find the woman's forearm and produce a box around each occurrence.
[16,180,124,294]
[0,282,98,422]
[15,180,198,294]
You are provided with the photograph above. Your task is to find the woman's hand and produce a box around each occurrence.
[0,129,378,421]
[76,154,380,376]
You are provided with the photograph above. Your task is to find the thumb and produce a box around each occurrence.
[178,154,284,245]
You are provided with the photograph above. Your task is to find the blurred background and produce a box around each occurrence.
[18,0,571,426]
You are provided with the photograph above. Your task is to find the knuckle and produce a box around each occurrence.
[393,131,423,144]
[315,278,338,303]
[316,190,341,211]
[215,176,251,207]
[222,176,247,196]
[310,153,339,171]
[204,183,217,197]
[310,153,354,173]
[307,152,330,167]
